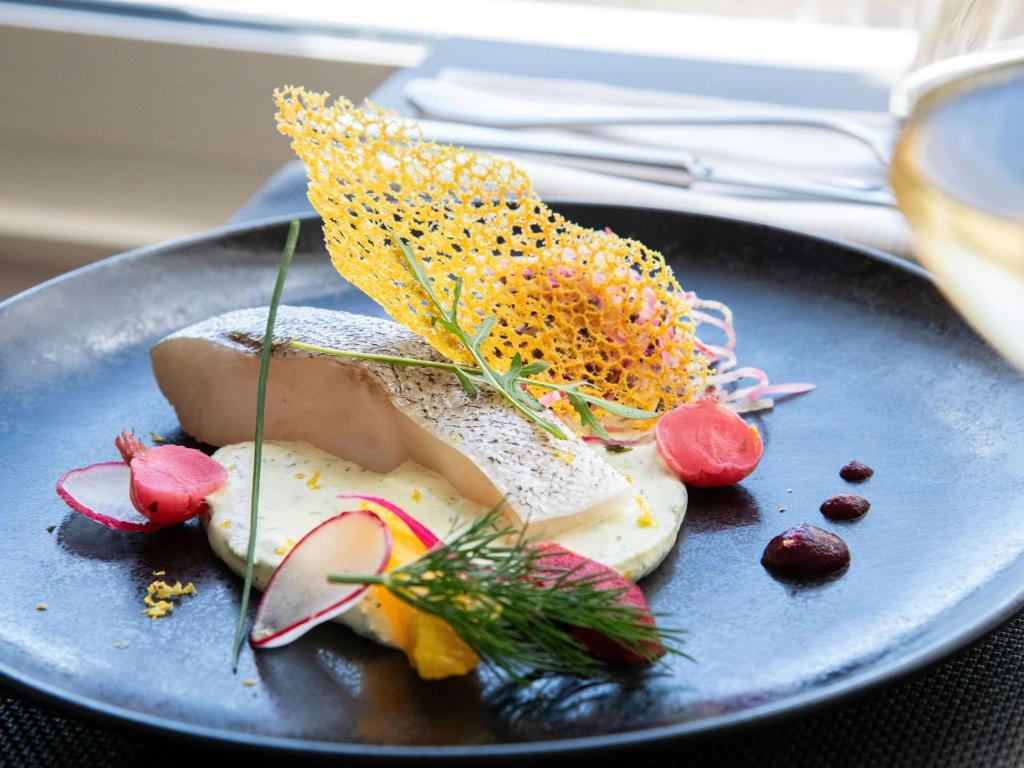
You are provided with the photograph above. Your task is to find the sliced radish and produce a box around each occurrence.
[56,462,154,533]
[250,510,393,649]
[337,493,440,548]
[530,542,663,664]
[655,396,763,487]
[57,432,228,533]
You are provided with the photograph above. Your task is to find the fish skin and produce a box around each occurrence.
[152,306,630,533]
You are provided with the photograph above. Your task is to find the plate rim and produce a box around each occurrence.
[5,205,1017,760]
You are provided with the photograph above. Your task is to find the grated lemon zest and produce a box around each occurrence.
[635,496,658,528]
[143,579,196,619]
[274,539,297,556]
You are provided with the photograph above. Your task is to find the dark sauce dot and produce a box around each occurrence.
[840,460,874,482]
[761,523,850,578]
[820,494,870,521]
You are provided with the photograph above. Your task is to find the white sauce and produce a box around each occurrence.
[205,440,685,647]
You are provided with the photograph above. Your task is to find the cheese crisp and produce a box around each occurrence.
[274,87,706,415]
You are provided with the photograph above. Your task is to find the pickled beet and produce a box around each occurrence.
[820,494,870,521]
[761,523,850,578]
[840,461,873,482]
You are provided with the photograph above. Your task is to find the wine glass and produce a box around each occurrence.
[890,0,1024,370]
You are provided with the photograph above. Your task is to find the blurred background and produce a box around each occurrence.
[0,0,920,298]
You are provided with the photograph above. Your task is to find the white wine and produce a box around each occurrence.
[892,60,1024,371]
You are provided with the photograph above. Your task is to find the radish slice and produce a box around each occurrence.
[530,542,663,664]
[337,493,440,548]
[250,510,393,649]
[56,462,154,533]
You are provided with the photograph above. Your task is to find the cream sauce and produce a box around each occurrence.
[205,440,685,646]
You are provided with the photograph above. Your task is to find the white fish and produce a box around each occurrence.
[151,306,631,536]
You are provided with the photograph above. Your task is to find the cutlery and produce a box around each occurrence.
[412,118,896,206]
[404,78,893,167]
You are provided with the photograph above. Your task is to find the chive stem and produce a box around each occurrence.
[231,218,300,671]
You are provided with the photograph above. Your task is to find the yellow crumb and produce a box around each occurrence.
[241,678,258,687]
[294,472,305,479]
[218,520,231,529]
[623,570,633,581]
[635,496,658,528]
[306,471,322,490]
[556,450,575,466]
[411,489,422,503]
[274,539,297,556]
[35,603,47,612]
[152,570,166,576]
[625,473,634,485]
[227,463,238,474]
[149,432,166,443]
[144,601,174,619]
[143,579,196,619]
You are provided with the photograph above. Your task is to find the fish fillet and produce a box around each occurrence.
[151,306,631,536]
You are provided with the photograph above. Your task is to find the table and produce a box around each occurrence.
[6,38,1024,768]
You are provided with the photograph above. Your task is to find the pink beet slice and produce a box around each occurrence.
[116,431,228,530]
[655,396,764,487]
[56,462,154,533]
[250,510,393,649]
[530,542,664,664]
[337,493,440,548]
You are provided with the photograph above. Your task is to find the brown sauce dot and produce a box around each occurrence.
[840,460,874,482]
[761,523,850,578]
[820,494,870,521]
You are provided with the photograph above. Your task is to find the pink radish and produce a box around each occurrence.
[116,431,227,529]
[530,542,664,664]
[250,510,393,649]
[337,493,440,548]
[655,397,763,487]
[55,431,228,533]
[56,462,154,533]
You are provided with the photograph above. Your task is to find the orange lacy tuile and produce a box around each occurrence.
[274,87,706,415]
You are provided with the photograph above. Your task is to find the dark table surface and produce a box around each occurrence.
[6,37,1024,768]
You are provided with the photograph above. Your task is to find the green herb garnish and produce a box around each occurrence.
[327,504,686,680]
[231,219,300,671]
[394,232,568,439]
[288,231,658,441]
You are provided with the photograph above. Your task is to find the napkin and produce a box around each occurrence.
[432,68,913,259]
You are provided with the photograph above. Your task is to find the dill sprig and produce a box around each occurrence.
[288,232,658,440]
[328,504,686,680]
[231,218,300,671]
